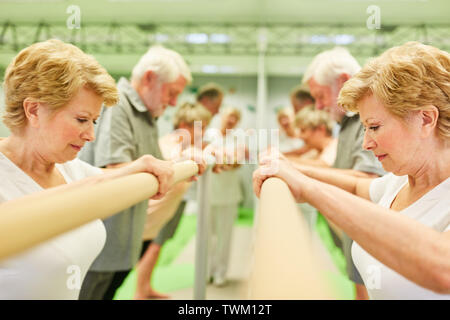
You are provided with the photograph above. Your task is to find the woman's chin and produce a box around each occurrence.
[384,165,406,177]
[60,152,78,163]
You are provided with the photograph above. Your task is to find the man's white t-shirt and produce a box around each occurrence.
[0,152,106,299]
[352,173,450,300]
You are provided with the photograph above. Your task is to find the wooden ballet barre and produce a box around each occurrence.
[247,177,335,299]
[0,160,198,261]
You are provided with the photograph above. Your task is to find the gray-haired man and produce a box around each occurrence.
[300,47,385,300]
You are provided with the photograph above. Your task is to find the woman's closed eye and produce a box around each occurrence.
[77,118,97,125]
[364,125,380,132]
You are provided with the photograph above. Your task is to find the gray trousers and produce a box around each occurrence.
[79,271,116,300]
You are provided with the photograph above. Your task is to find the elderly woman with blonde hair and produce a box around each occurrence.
[0,39,175,299]
[204,106,245,286]
[135,102,212,299]
[276,107,304,154]
[253,42,450,299]
[287,105,338,167]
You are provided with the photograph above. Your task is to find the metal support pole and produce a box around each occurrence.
[253,27,268,226]
[256,27,268,132]
[193,168,211,299]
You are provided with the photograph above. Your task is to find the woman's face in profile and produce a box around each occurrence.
[358,94,424,176]
[298,126,315,147]
[34,87,103,163]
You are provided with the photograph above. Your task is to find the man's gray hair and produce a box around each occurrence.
[131,45,192,84]
[302,47,361,86]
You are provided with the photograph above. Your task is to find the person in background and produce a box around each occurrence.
[287,105,339,234]
[276,107,304,154]
[207,107,245,287]
[288,105,338,167]
[135,102,212,299]
[290,83,315,115]
[300,46,385,300]
[283,84,317,157]
[196,83,224,116]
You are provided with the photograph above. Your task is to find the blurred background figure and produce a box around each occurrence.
[290,83,315,114]
[289,105,338,232]
[276,107,304,154]
[300,46,385,300]
[208,107,245,287]
[287,105,337,167]
[136,102,212,299]
[196,83,224,116]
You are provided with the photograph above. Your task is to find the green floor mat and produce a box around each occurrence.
[114,263,195,300]
[315,213,355,299]
[114,214,198,299]
[114,207,354,300]
[315,213,347,275]
[157,214,197,267]
[236,207,254,226]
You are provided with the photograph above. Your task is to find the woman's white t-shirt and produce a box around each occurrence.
[278,131,304,153]
[206,132,244,206]
[0,152,106,300]
[352,173,450,300]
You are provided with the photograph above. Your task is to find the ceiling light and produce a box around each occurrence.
[202,65,218,73]
[210,34,230,44]
[186,33,208,44]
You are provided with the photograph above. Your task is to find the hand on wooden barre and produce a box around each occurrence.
[207,145,245,173]
[178,146,207,180]
[253,157,313,203]
[257,146,288,164]
[0,159,199,260]
[122,155,175,200]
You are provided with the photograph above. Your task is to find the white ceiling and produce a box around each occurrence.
[0,0,448,76]
[0,0,449,25]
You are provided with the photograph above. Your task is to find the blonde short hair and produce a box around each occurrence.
[3,39,118,132]
[295,105,335,136]
[221,106,241,122]
[173,102,212,128]
[339,42,450,140]
[277,107,295,120]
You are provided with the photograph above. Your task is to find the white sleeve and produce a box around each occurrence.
[62,158,103,182]
[369,173,394,204]
[74,158,103,177]
[441,201,450,232]
[319,139,337,166]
